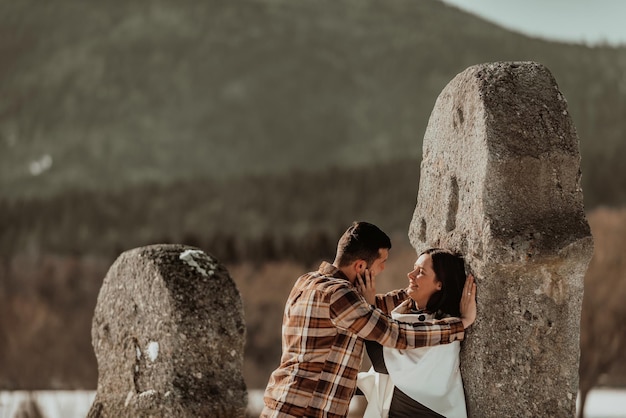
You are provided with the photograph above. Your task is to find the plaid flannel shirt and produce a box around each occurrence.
[262,262,465,418]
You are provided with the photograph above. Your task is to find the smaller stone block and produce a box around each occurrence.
[88,244,247,418]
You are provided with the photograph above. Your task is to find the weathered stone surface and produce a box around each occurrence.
[409,62,593,417]
[88,244,247,418]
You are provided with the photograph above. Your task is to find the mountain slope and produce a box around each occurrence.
[0,0,625,201]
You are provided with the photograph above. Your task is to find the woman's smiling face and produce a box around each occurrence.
[406,253,442,309]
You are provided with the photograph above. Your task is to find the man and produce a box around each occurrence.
[261,221,477,418]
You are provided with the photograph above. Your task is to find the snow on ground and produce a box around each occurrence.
[0,389,625,418]
[578,389,626,418]
[0,391,94,418]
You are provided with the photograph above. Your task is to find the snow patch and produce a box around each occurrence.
[146,341,159,362]
[179,249,217,277]
[29,154,53,176]
[138,390,157,399]
[124,391,134,407]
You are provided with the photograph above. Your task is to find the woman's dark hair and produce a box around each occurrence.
[336,221,392,267]
[421,248,467,319]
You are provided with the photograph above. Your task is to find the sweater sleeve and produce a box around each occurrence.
[330,286,465,349]
[375,288,408,314]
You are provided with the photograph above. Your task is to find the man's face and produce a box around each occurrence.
[367,248,389,277]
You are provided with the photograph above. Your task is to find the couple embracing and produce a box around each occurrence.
[261,221,477,418]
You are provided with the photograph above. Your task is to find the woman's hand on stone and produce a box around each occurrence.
[460,274,477,329]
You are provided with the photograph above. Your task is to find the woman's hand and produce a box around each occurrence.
[460,274,477,329]
[356,268,376,306]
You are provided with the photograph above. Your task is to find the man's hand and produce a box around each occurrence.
[356,268,376,306]
[460,274,477,329]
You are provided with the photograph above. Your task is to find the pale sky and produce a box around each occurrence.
[440,0,626,46]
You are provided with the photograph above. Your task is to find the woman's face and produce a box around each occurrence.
[406,253,442,309]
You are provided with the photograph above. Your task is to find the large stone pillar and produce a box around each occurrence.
[88,244,247,418]
[409,62,593,417]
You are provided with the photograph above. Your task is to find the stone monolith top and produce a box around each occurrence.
[409,62,593,417]
[88,244,247,418]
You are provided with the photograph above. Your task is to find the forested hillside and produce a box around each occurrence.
[0,0,625,205]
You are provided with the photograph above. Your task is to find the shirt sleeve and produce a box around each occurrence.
[375,288,408,314]
[330,286,464,349]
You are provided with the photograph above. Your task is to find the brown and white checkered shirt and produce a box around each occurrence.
[261,262,465,418]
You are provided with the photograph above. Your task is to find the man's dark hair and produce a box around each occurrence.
[335,221,391,267]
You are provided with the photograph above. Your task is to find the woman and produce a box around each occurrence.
[356,248,472,418]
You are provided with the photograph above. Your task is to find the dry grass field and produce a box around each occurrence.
[579,208,626,410]
[1,208,625,397]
